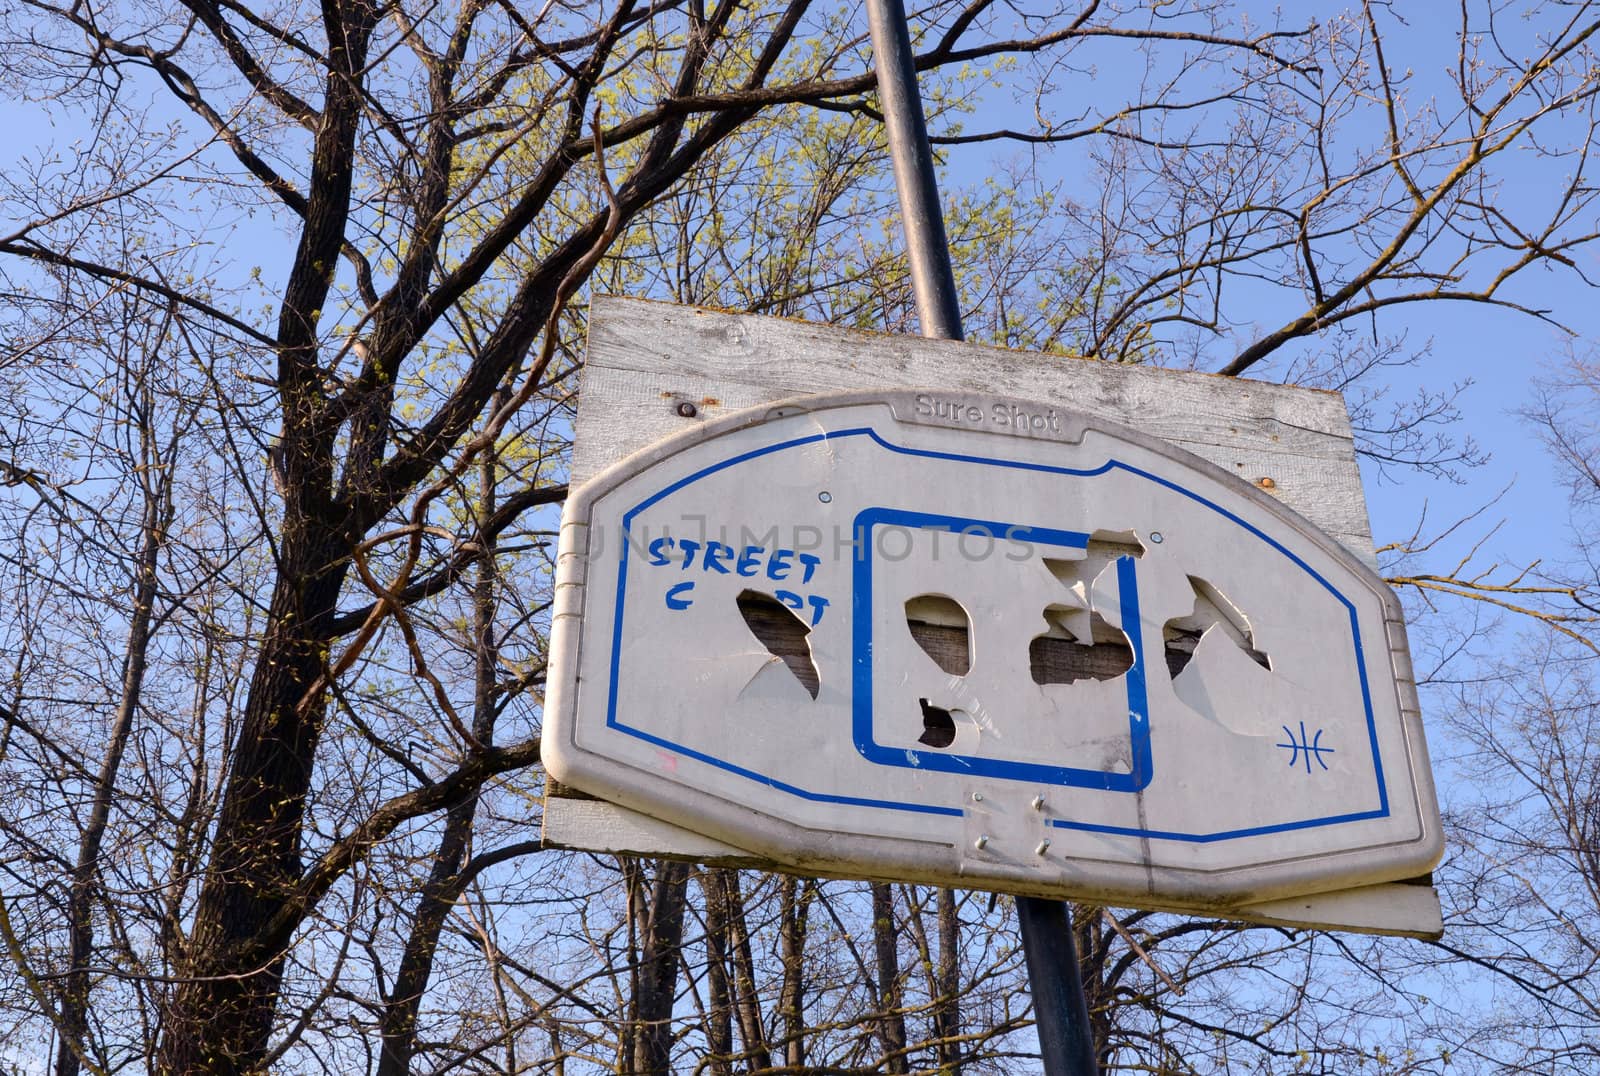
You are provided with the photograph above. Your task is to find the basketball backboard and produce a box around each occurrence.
[543,388,1443,914]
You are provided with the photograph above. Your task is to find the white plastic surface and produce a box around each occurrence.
[543,391,1442,909]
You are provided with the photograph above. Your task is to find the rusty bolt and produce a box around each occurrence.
[1257,476,1276,490]
[675,401,698,418]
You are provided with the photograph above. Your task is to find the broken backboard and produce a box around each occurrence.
[544,371,1443,929]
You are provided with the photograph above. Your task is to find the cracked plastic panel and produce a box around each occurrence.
[544,390,1442,910]
[737,589,819,699]
[904,594,971,676]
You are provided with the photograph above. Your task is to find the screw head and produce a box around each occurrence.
[675,401,698,418]
[1031,795,1045,811]
[971,792,984,802]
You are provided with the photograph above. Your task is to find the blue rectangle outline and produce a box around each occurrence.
[850,507,1153,792]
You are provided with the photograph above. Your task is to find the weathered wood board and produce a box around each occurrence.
[573,297,1377,567]
[544,297,1440,938]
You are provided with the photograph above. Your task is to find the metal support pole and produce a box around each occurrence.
[1017,897,1101,1073]
[864,2,1099,1073]
[864,0,963,342]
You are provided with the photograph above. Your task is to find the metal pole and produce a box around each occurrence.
[864,0,963,342]
[1017,897,1100,1073]
[864,2,1100,1073]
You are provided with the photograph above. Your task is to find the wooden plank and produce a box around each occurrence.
[541,798,762,867]
[1234,881,1443,939]
[574,296,1375,567]
[540,799,1441,939]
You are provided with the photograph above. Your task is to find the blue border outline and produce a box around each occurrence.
[602,425,1390,841]
[850,508,1152,791]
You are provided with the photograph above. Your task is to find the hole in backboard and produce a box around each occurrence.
[905,594,972,676]
[737,590,819,699]
[1085,529,1146,559]
[918,698,957,748]
[1030,606,1135,684]
[1163,575,1270,676]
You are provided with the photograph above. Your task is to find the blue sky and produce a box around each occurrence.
[6,7,1584,580]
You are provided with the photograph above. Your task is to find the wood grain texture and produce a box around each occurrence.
[736,592,820,698]
[542,798,761,866]
[574,296,1375,567]
[540,798,1439,937]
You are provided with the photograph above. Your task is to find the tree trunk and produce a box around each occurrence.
[629,860,689,1076]
[871,882,909,1073]
[720,871,770,1072]
[934,888,962,1075]
[154,2,376,1066]
[155,521,351,1074]
[1075,903,1112,1064]
[699,870,735,1076]
[778,876,813,1071]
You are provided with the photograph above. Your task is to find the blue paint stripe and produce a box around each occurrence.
[847,506,1092,552]
[1118,553,1154,788]
[850,516,876,760]
[1348,605,1389,814]
[621,429,858,527]
[1049,807,1389,844]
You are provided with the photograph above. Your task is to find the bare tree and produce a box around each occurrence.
[3,1,1600,1073]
